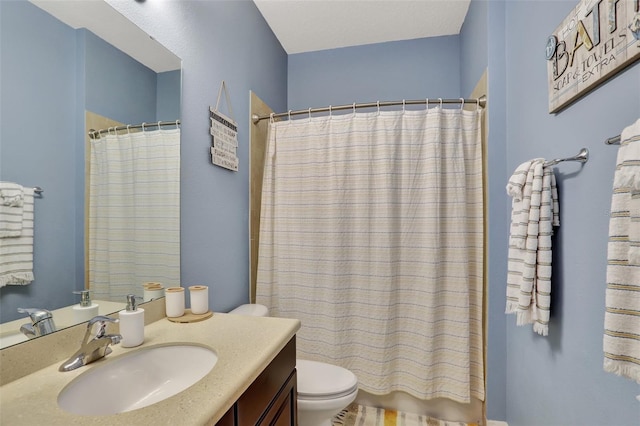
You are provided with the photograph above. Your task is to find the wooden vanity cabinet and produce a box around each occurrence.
[217,337,297,426]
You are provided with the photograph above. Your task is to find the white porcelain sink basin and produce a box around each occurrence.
[58,343,218,415]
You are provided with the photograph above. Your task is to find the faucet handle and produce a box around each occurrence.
[86,316,119,339]
[17,308,56,337]
[87,315,118,327]
[17,307,53,323]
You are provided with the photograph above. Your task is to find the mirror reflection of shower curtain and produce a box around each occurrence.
[256,107,484,403]
[88,128,180,301]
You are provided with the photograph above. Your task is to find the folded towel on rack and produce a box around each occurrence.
[0,187,35,287]
[0,182,25,238]
[507,159,543,249]
[605,117,640,385]
[506,159,559,336]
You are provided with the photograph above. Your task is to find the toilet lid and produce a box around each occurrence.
[296,359,358,399]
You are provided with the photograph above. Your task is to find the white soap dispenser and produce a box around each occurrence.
[72,290,99,323]
[119,294,145,348]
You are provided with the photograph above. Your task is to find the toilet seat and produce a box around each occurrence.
[296,360,358,400]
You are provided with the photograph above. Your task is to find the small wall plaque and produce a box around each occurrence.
[210,81,239,171]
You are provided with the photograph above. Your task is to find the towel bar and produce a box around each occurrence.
[544,148,589,167]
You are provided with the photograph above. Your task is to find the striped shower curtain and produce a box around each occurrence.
[256,107,484,403]
[89,128,180,301]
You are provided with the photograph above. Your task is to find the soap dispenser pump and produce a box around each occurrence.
[119,294,144,348]
[72,290,99,323]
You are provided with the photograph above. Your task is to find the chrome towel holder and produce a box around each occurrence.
[544,148,589,167]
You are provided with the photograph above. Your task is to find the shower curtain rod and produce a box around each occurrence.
[251,95,487,124]
[88,120,180,139]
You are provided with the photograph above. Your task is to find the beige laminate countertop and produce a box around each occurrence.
[0,312,300,425]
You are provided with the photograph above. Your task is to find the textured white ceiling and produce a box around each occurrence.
[253,0,472,54]
[29,0,181,73]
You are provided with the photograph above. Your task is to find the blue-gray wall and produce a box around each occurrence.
[288,36,460,110]
[157,70,182,122]
[107,0,288,312]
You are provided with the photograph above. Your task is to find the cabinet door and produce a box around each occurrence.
[259,370,296,426]
[217,406,235,426]
[235,338,296,425]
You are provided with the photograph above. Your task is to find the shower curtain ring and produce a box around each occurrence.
[308,107,312,121]
[402,99,406,112]
[460,98,465,110]
[438,98,443,109]
[352,102,356,115]
[287,110,291,122]
[269,112,275,123]
[329,105,332,118]
[157,120,162,130]
[426,98,429,111]
[377,101,380,115]
[126,125,131,134]
[142,122,147,131]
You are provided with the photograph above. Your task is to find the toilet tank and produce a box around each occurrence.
[228,304,269,317]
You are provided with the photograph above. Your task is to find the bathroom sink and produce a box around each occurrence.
[58,343,218,415]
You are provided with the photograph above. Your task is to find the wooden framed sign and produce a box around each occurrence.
[546,0,640,113]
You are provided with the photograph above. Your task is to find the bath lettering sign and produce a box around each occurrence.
[546,0,640,113]
[210,108,239,172]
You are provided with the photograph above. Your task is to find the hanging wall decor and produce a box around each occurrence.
[210,81,239,171]
[546,0,640,113]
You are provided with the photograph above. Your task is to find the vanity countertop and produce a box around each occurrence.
[0,312,300,425]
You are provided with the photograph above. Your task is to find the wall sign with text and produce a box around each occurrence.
[547,0,640,113]
[210,81,239,172]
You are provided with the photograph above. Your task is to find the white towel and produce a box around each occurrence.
[605,118,640,384]
[0,187,35,287]
[507,160,538,249]
[0,182,25,238]
[506,159,559,336]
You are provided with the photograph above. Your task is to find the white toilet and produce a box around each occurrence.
[229,304,358,426]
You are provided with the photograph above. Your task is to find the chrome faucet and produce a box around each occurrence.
[17,307,56,338]
[59,316,122,372]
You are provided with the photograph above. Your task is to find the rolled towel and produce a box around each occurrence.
[0,182,25,238]
[0,187,34,286]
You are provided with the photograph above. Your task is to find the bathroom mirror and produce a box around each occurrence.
[0,0,181,347]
